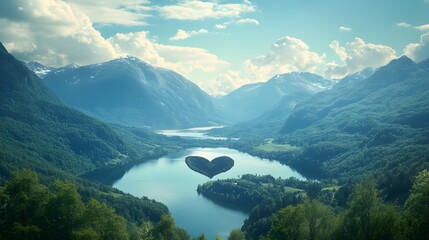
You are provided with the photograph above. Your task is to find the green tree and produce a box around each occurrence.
[137,221,156,240]
[195,233,207,240]
[77,198,128,240]
[153,214,189,240]
[268,205,304,240]
[0,169,50,240]
[228,229,246,240]
[301,199,335,240]
[43,180,85,240]
[71,228,100,240]
[405,170,429,240]
[335,177,399,240]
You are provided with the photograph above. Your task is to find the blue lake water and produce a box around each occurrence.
[113,128,304,239]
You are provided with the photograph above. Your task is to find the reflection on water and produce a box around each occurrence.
[156,126,238,140]
[113,147,304,239]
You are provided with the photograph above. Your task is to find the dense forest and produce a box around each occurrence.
[198,171,429,240]
[0,169,190,240]
[214,56,429,206]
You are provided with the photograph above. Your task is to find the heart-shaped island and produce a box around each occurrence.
[185,156,234,178]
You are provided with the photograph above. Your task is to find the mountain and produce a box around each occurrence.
[0,44,130,175]
[216,72,335,124]
[208,73,335,137]
[0,42,171,222]
[24,61,54,78]
[282,56,421,133]
[333,67,376,89]
[275,56,429,198]
[43,56,219,129]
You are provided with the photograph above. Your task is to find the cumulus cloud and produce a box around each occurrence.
[0,0,116,67]
[65,0,151,26]
[243,36,325,81]
[215,18,259,29]
[339,26,352,31]
[404,33,429,62]
[170,29,208,41]
[0,0,228,80]
[108,31,228,76]
[157,0,255,20]
[325,38,397,79]
[201,70,253,95]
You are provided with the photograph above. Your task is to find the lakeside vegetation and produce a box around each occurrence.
[0,169,189,240]
[254,139,300,153]
[198,171,429,240]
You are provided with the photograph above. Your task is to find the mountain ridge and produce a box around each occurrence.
[216,72,335,124]
[43,56,220,129]
[272,56,429,191]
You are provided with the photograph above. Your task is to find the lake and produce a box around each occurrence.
[113,129,304,239]
[156,126,238,140]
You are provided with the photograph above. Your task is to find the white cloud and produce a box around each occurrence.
[170,29,208,41]
[404,33,429,62]
[201,70,253,95]
[339,26,352,31]
[397,22,412,28]
[0,0,228,81]
[157,0,255,20]
[396,22,429,31]
[108,31,228,77]
[65,0,151,26]
[325,38,397,79]
[108,31,164,66]
[215,18,259,29]
[0,0,116,67]
[415,24,429,31]
[243,36,325,81]
[236,18,259,25]
[215,24,227,29]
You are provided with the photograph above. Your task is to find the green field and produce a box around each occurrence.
[254,138,301,152]
[322,185,342,191]
[284,186,305,193]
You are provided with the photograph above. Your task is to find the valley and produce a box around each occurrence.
[109,144,304,240]
[1,23,429,239]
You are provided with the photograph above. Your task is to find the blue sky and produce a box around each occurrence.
[1,0,428,95]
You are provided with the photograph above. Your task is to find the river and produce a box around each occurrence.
[112,127,304,239]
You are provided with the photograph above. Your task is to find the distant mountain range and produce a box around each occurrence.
[282,56,425,133]
[27,59,339,130]
[215,72,335,124]
[208,72,336,137]
[33,57,219,129]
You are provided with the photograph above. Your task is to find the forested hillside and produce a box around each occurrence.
[225,56,429,203]
[198,171,429,240]
[0,169,189,240]
[0,42,183,231]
